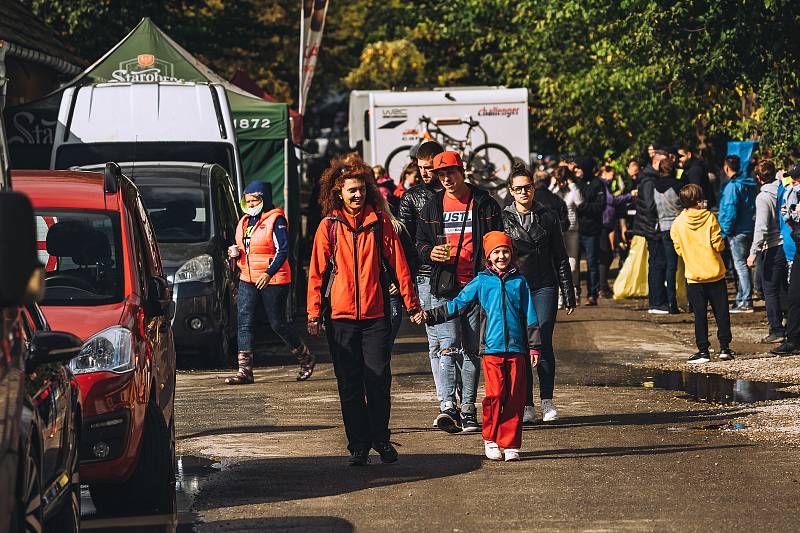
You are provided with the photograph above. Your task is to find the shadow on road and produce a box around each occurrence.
[530,408,752,429]
[519,442,749,461]
[195,453,482,508]
[179,424,336,441]
[193,516,354,532]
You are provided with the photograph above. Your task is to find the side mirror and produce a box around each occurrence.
[0,191,43,307]
[28,330,83,372]
[146,276,172,317]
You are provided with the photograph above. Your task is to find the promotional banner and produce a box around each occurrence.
[299,0,329,115]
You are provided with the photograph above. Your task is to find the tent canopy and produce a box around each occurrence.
[5,17,296,211]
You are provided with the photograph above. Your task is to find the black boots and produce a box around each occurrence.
[292,344,316,381]
[225,351,254,385]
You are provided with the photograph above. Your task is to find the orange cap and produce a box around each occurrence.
[483,231,512,259]
[432,151,464,171]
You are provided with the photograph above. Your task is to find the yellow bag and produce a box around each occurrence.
[613,235,649,299]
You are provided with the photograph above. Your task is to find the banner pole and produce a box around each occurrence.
[298,1,305,116]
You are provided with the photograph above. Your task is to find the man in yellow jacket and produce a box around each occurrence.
[670,184,734,363]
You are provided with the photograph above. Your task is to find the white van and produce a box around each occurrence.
[51,82,245,195]
[349,87,529,192]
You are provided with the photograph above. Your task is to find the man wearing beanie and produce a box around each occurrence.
[427,231,541,461]
[417,151,503,433]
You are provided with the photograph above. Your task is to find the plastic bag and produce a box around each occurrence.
[613,235,649,299]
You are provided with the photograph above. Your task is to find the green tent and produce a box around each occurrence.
[4,17,298,221]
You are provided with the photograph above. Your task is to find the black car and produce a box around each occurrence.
[89,162,240,366]
[0,191,83,532]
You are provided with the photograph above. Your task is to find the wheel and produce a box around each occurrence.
[12,431,43,533]
[384,145,413,182]
[89,402,175,515]
[466,143,514,190]
[47,416,80,533]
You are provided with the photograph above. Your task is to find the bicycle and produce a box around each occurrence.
[384,115,514,191]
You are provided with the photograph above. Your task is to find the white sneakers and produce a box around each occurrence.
[485,442,521,461]
[484,441,503,460]
[504,449,520,461]
[522,405,536,424]
[541,399,558,422]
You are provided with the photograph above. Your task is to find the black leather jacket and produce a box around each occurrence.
[502,202,576,308]
[632,166,660,240]
[399,181,442,278]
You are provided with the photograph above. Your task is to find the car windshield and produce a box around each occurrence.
[138,186,210,243]
[35,210,124,306]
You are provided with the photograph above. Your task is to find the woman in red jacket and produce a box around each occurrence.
[307,156,425,466]
[226,181,315,385]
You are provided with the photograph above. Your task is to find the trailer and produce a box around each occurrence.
[348,87,529,192]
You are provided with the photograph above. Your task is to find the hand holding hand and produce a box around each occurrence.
[530,349,540,367]
[307,320,323,337]
[430,245,451,263]
[631,189,639,197]
[409,310,426,325]
[746,254,756,268]
[388,282,399,296]
[256,272,272,289]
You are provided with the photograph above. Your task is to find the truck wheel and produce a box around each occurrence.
[47,415,80,533]
[89,402,175,515]
[12,430,43,533]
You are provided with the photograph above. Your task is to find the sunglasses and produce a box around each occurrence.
[509,184,533,194]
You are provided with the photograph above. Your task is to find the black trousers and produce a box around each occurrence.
[786,251,800,343]
[325,317,391,452]
[598,227,613,292]
[686,279,732,351]
[760,246,788,336]
[646,237,668,310]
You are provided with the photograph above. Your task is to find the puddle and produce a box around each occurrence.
[80,455,221,531]
[639,370,799,404]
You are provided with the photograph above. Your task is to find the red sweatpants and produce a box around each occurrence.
[481,353,527,449]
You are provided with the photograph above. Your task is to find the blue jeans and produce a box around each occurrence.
[729,233,753,307]
[761,245,787,336]
[237,282,302,352]
[525,286,558,403]
[416,276,457,405]
[429,280,481,412]
[579,234,600,297]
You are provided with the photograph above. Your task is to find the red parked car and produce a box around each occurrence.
[13,164,177,514]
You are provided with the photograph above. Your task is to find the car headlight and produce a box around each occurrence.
[70,326,134,375]
[174,254,214,284]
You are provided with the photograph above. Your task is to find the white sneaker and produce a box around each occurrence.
[504,448,520,461]
[484,441,502,460]
[541,399,558,422]
[648,308,669,315]
[522,405,536,424]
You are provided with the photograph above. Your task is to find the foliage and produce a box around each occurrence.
[344,39,425,90]
[25,0,800,161]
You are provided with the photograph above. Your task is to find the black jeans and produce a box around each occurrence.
[579,233,600,297]
[646,237,667,310]
[761,246,788,336]
[598,227,613,292]
[661,230,679,312]
[325,317,392,452]
[686,279,732,352]
[786,251,800,343]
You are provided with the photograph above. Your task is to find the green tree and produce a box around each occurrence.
[344,39,425,90]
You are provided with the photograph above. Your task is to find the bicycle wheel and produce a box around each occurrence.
[384,145,413,183]
[466,143,514,190]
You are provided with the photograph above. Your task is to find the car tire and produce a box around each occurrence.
[89,402,175,515]
[11,430,44,533]
[47,415,80,533]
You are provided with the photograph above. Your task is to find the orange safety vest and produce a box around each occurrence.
[234,208,292,285]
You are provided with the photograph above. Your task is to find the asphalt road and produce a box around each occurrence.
[169,301,800,532]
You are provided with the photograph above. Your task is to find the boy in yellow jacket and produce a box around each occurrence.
[670,184,734,363]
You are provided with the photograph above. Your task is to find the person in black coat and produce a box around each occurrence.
[503,163,575,423]
[533,171,569,232]
[678,144,715,208]
[575,156,607,305]
[632,152,669,313]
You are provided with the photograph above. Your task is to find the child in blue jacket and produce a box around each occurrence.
[427,231,541,461]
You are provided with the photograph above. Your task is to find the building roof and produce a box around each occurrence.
[0,0,85,73]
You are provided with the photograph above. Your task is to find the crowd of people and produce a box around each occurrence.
[239,138,800,466]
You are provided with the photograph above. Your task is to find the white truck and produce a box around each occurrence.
[348,87,529,192]
[51,82,245,196]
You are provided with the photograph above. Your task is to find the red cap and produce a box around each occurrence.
[483,231,512,259]
[432,151,464,171]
